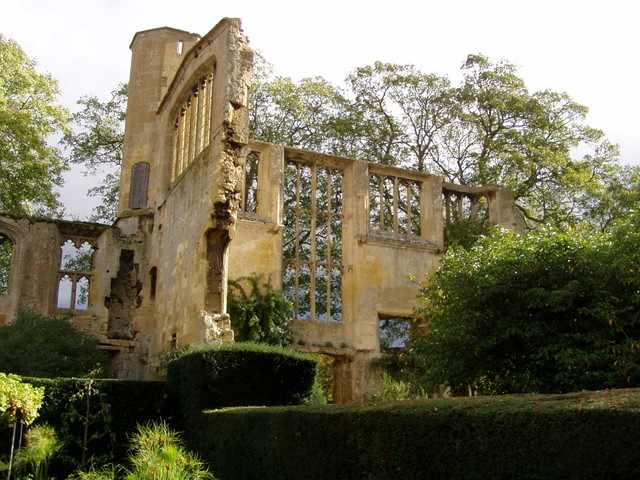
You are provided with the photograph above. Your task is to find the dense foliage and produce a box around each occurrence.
[0,309,106,378]
[21,377,169,476]
[0,373,44,426]
[251,55,630,229]
[227,274,293,346]
[63,83,127,222]
[410,214,640,394]
[196,389,640,480]
[0,34,70,215]
[166,342,319,429]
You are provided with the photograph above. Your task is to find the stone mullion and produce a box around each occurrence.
[293,163,301,320]
[393,176,399,234]
[310,164,317,322]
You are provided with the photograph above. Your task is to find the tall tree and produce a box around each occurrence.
[63,83,127,222]
[249,54,349,154]
[344,56,622,228]
[0,34,70,215]
[409,217,640,395]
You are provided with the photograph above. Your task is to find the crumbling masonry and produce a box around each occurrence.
[0,18,523,402]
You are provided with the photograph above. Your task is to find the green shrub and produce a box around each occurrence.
[411,220,640,395]
[166,342,318,423]
[0,309,106,378]
[227,274,293,346]
[13,424,60,480]
[195,389,640,480]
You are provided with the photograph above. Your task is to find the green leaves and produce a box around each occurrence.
[63,82,127,222]
[253,53,627,229]
[0,373,44,426]
[412,217,640,394]
[227,274,293,346]
[0,309,107,378]
[0,34,70,215]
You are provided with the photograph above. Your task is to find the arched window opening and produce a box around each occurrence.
[0,233,13,295]
[129,162,150,209]
[57,239,94,311]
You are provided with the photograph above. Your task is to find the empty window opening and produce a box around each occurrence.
[240,151,259,213]
[171,70,215,181]
[283,159,343,322]
[0,233,13,295]
[369,173,421,236]
[149,267,157,300]
[57,239,94,310]
[177,40,184,55]
[379,315,411,352]
[442,191,489,224]
[129,162,150,209]
[206,229,230,312]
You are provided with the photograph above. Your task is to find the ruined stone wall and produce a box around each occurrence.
[115,19,252,370]
[0,18,525,400]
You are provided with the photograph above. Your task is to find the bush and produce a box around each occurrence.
[411,218,640,395]
[166,342,318,424]
[0,309,106,378]
[195,389,640,480]
[227,274,293,346]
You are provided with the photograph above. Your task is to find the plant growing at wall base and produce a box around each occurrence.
[227,274,293,346]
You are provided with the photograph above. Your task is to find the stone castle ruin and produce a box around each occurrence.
[0,18,522,402]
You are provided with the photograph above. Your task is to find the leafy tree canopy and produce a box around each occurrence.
[252,55,628,230]
[410,214,640,395]
[0,309,107,378]
[0,34,70,215]
[63,83,127,222]
[68,53,635,229]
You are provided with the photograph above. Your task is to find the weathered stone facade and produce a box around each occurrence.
[0,18,523,401]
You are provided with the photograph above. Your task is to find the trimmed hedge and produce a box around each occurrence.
[166,342,318,425]
[194,389,640,480]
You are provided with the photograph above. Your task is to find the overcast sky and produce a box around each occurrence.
[2,0,639,219]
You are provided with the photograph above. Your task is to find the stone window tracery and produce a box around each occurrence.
[283,159,343,322]
[56,239,94,311]
[369,173,421,236]
[0,233,13,295]
[171,70,215,181]
[442,190,489,224]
